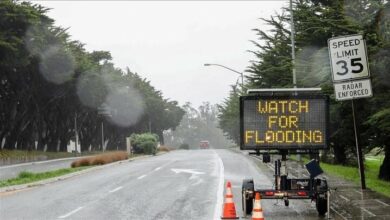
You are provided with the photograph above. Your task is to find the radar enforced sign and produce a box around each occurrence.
[240,95,329,150]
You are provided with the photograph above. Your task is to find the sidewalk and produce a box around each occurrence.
[252,154,390,219]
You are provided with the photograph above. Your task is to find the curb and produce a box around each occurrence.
[0,154,158,193]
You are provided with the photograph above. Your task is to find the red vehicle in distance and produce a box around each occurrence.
[199,140,210,149]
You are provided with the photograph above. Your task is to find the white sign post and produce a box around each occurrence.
[328,34,370,82]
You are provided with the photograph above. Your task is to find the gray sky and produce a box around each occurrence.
[32,1,285,107]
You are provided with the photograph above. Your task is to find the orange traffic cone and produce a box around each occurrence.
[221,181,239,219]
[252,192,265,220]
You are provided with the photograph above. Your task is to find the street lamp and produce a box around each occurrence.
[204,63,244,89]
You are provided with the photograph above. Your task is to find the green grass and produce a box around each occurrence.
[0,167,91,187]
[290,155,390,197]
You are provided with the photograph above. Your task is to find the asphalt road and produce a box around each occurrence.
[0,157,84,180]
[0,149,336,219]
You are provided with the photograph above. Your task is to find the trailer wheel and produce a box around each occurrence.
[242,179,254,216]
[316,197,327,216]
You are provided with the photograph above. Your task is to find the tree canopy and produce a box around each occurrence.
[218,0,390,180]
[0,0,184,152]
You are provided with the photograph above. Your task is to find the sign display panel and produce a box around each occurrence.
[240,95,329,150]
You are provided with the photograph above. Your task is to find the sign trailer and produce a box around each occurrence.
[239,89,330,217]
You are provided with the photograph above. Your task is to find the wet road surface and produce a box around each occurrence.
[1,149,389,219]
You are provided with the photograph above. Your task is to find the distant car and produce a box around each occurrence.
[199,140,210,149]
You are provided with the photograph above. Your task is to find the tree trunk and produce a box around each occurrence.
[333,144,347,165]
[379,145,390,181]
[157,131,164,145]
[60,138,68,152]
[4,133,16,150]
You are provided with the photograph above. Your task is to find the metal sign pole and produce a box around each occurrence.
[351,99,366,189]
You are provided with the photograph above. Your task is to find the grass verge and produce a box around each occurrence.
[290,155,390,197]
[0,149,103,165]
[0,167,90,188]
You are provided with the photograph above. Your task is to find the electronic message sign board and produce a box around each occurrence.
[240,95,329,150]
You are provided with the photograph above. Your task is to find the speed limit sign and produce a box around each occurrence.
[328,35,370,82]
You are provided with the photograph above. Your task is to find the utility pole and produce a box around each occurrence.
[290,0,297,88]
[290,0,301,162]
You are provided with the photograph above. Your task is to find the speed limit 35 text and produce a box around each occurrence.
[332,39,361,58]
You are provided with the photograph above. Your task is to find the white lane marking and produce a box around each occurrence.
[339,195,350,202]
[213,151,224,220]
[189,174,200,180]
[361,207,376,217]
[58,206,83,219]
[137,174,147,180]
[171,168,205,175]
[135,161,171,181]
[109,186,123,193]
[330,207,348,220]
[191,179,204,186]
[375,199,390,206]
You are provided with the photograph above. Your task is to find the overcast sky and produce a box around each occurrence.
[31,1,286,108]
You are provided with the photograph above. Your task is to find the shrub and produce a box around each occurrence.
[90,157,107,166]
[71,158,91,168]
[158,145,173,152]
[71,151,128,168]
[130,133,158,155]
[140,140,157,155]
[179,143,189,150]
